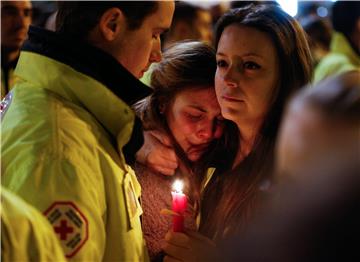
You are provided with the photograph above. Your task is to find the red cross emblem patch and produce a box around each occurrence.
[44,202,88,258]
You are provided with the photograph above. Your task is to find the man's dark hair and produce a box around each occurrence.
[56,1,158,39]
[332,1,360,37]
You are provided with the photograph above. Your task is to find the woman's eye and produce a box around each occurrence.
[244,61,261,70]
[186,113,202,121]
[216,60,228,68]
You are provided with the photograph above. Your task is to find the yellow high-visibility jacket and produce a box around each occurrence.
[314,32,360,83]
[1,187,66,261]
[1,27,151,261]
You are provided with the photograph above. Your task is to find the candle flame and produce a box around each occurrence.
[172,180,183,193]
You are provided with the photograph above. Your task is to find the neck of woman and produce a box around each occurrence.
[232,118,264,168]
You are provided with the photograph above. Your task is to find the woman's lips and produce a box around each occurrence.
[222,95,243,102]
[187,143,210,155]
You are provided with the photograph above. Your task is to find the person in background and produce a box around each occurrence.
[1,0,32,99]
[1,187,66,262]
[300,15,332,68]
[141,1,213,104]
[1,1,174,261]
[162,1,213,49]
[277,70,359,183]
[162,4,312,261]
[208,2,229,29]
[220,70,360,261]
[314,1,360,82]
[133,41,236,261]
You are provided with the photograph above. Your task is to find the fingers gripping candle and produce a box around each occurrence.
[171,180,187,232]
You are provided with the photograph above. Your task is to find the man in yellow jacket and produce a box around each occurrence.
[314,1,360,82]
[1,1,174,261]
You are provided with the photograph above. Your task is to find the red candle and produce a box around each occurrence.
[171,180,187,232]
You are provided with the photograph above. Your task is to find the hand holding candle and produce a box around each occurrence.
[171,180,187,232]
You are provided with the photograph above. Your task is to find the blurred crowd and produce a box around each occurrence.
[2,1,359,99]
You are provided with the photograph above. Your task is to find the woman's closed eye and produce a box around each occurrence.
[186,113,202,121]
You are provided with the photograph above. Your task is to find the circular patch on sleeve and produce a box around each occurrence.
[44,202,89,258]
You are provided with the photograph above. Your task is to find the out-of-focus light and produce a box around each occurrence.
[182,0,221,9]
[277,0,298,17]
[317,6,328,17]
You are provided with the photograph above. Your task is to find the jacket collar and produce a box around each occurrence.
[16,26,149,155]
[22,26,152,105]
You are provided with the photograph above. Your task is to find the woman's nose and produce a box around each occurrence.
[223,67,239,88]
[197,121,213,141]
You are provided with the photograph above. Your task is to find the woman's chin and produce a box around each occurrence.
[187,153,202,162]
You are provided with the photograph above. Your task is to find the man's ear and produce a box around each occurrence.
[98,7,125,41]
